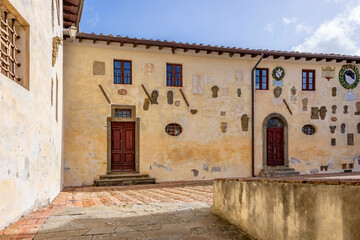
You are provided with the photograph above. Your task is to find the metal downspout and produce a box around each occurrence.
[251,53,264,177]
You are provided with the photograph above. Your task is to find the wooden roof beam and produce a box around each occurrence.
[229,52,234,57]
[316,58,323,62]
[171,47,176,54]
[195,49,200,53]
[295,56,301,60]
[183,48,188,53]
[336,59,343,63]
[218,51,223,55]
[251,54,257,58]
[240,53,246,57]
[284,56,291,60]
[207,50,212,54]
[306,57,313,61]
[146,45,150,49]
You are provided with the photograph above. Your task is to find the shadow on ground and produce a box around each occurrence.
[34,203,252,240]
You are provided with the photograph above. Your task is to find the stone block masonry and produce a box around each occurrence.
[213,176,360,240]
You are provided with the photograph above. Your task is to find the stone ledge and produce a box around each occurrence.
[215,172,360,185]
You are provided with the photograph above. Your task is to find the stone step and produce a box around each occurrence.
[94,177,156,187]
[271,168,296,172]
[100,173,150,180]
[271,171,300,176]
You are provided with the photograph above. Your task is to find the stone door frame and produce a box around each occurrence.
[262,113,289,169]
[107,105,140,174]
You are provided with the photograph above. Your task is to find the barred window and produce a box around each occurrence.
[115,109,131,118]
[165,123,182,136]
[0,3,28,89]
[302,125,316,135]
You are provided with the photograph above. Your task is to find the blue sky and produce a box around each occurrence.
[80,0,360,55]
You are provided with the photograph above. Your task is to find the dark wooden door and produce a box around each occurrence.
[111,122,135,171]
[267,127,284,166]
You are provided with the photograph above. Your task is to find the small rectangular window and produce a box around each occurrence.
[166,63,182,87]
[115,109,131,118]
[114,60,132,84]
[302,70,316,91]
[255,68,268,90]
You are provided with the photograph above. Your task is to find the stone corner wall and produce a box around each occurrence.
[213,179,360,240]
[0,0,64,230]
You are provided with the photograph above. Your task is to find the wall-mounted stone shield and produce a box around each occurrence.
[241,114,249,131]
[211,86,219,98]
[273,87,282,98]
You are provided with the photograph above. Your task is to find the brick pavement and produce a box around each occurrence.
[1,181,241,240]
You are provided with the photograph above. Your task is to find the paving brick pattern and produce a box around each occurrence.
[1,181,251,239]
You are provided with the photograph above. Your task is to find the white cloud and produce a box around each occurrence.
[283,17,297,25]
[86,12,100,28]
[265,23,274,34]
[292,4,360,55]
[295,23,313,34]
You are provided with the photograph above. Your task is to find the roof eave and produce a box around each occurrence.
[63,32,360,64]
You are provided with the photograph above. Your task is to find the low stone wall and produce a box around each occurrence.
[213,178,360,240]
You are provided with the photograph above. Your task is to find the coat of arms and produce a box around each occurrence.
[339,64,360,89]
[272,67,285,81]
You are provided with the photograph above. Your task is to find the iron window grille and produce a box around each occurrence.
[0,10,21,82]
[255,68,268,90]
[302,125,316,135]
[165,123,182,136]
[166,64,182,87]
[114,60,132,84]
[115,109,131,118]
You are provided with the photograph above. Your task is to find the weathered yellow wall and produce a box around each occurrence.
[0,0,64,230]
[63,40,359,186]
[213,179,360,240]
[254,61,360,174]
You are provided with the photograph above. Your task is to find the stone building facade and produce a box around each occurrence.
[63,33,360,186]
[0,0,83,230]
[1,0,360,231]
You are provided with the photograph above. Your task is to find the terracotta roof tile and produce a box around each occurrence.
[63,31,360,63]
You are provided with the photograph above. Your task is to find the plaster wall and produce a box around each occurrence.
[213,179,360,240]
[254,61,360,174]
[63,40,359,186]
[0,0,64,230]
[63,42,253,186]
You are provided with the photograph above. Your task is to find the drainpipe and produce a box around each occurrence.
[251,53,264,177]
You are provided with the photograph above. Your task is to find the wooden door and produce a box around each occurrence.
[111,122,135,171]
[267,128,284,166]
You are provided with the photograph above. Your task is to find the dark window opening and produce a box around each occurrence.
[302,70,315,90]
[114,60,132,84]
[302,125,316,135]
[115,109,131,118]
[255,68,268,90]
[167,64,182,87]
[165,123,182,136]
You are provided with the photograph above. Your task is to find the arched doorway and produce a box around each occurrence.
[262,113,289,168]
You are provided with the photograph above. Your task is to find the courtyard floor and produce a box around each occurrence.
[0,181,252,240]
